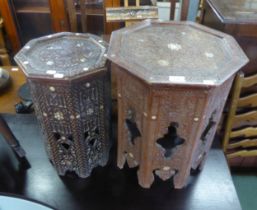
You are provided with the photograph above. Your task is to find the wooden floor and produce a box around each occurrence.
[0,114,242,210]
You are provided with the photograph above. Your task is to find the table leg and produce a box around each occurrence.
[0,115,26,158]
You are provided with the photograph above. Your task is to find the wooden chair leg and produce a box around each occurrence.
[222,72,244,152]
[0,53,11,65]
[0,115,26,158]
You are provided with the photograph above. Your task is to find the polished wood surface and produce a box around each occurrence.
[180,0,190,20]
[0,114,242,210]
[104,0,121,34]
[0,18,5,49]
[0,18,11,66]
[66,0,78,32]
[48,0,69,32]
[0,66,26,114]
[0,0,21,53]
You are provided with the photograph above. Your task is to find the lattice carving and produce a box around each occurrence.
[15,32,110,178]
[28,72,110,178]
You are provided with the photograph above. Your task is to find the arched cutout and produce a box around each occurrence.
[157,122,185,158]
[53,132,61,140]
[61,143,70,150]
[125,107,141,146]
[89,138,96,147]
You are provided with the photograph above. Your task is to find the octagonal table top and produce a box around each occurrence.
[107,20,248,86]
[15,32,108,80]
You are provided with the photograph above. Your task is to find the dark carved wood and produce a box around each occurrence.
[15,32,111,178]
[108,20,248,189]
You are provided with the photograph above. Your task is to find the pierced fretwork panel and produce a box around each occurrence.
[28,73,110,178]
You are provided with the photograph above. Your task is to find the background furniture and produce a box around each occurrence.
[170,0,189,20]
[0,18,11,66]
[0,0,121,48]
[65,0,121,34]
[201,0,257,76]
[0,114,243,210]
[223,72,257,166]
[0,0,21,54]
[106,0,158,27]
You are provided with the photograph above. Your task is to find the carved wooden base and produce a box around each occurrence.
[28,71,111,178]
[115,64,234,188]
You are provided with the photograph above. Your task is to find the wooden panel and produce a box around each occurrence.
[12,0,48,8]
[234,110,257,122]
[48,0,69,32]
[106,6,158,22]
[238,93,257,108]
[0,54,11,66]
[0,18,10,65]
[0,66,26,114]
[124,0,129,7]
[66,0,77,32]
[87,15,104,35]
[0,18,4,49]
[230,127,257,138]
[104,0,121,34]
[181,0,190,20]
[16,12,52,44]
[0,0,21,52]
[227,150,257,159]
[16,6,50,13]
[170,0,177,20]
[80,0,87,32]
[242,74,257,88]
[228,138,257,149]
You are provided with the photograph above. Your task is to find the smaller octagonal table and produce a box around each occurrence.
[15,32,111,178]
[108,20,248,189]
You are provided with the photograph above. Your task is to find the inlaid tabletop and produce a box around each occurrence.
[108,20,248,86]
[15,32,108,79]
[208,0,257,24]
